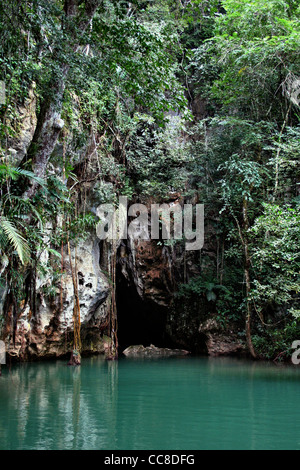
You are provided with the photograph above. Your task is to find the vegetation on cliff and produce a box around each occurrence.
[0,0,299,361]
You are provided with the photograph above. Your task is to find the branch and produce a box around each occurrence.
[273,101,292,200]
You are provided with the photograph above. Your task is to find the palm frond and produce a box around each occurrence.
[0,217,30,265]
[1,195,44,230]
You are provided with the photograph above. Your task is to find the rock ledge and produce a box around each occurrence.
[122,344,190,357]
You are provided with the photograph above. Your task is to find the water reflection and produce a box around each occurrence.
[0,356,300,450]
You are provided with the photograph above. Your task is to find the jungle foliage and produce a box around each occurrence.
[0,0,299,360]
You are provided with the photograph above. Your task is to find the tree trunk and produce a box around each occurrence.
[24,77,67,198]
[22,0,101,198]
[243,196,256,359]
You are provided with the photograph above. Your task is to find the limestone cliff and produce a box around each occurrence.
[1,92,246,361]
[5,238,110,360]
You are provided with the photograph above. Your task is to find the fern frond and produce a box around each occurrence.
[14,168,47,188]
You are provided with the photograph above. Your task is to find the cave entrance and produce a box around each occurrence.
[116,263,173,354]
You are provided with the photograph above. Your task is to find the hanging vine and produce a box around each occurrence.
[67,224,82,366]
[107,237,118,360]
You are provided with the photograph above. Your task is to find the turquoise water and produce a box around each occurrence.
[0,355,300,450]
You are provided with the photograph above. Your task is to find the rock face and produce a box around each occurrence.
[116,234,246,357]
[122,344,190,357]
[6,237,111,360]
[205,335,246,357]
[1,93,247,361]
[118,238,174,308]
[3,227,247,361]
[7,84,37,163]
[199,318,247,357]
[3,224,246,361]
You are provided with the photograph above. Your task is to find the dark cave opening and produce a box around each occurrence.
[114,241,209,356]
[116,264,175,354]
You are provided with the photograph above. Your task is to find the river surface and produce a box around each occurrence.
[0,355,300,450]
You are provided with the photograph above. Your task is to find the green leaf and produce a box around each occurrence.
[0,217,30,265]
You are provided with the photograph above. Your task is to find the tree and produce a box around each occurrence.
[185,0,300,357]
[251,204,300,320]
[0,0,189,357]
[0,0,187,195]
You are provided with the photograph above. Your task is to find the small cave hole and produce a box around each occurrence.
[78,272,84,286]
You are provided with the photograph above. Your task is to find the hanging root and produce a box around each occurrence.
[67,229,82,365]
[68,349,81,366]
[106,245,118,361]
